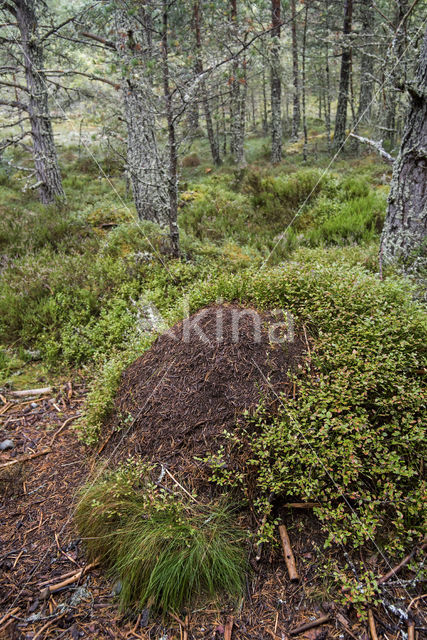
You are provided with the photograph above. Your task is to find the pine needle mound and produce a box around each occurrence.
[103,303,305,482]
[75,462,247,613]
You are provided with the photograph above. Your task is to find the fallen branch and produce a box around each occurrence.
[290,615,331,636]
[349,134,394,165]
[0,448,51,470]
[368,609,378,640]
[40,560,99,598]
[0,607,19,628]
[32,612,65,640]
[49,414,79,446]
[224,616,234,640]
[408,621,415,640]
[284,502,320,509]
[335,612,359,640]
[278,524,299,583]
[378,538,427,584]
[9,386,52,397]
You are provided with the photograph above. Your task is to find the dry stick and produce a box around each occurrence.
[378,539,427,585]
[368,609,378,640]
[0,607,19,628]
[335,612,359,640]
[224,615,234,640]
[284,502,320,509]
[278,524,300,583]
[32,612,65,640]
[40,560,99,598]
[290,615,331,636]
[0,401,12,415]
[183,614,189,640]
[0,448,51,469]
[408,621,415,640]
[9,387,52,397]
[408,594,427,610]
[49,415,79,446]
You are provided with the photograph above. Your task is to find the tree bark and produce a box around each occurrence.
[230,0,246,166]
[380,27,427,273]
[115,7,169,226]
[15,0,64,204]
[270,0,282,163]
[302,5,308,161]
[193,0,221,166]
[290,0,300,141]
[383,0,408,148]
[161,0,180,257]
[357,0,374,124]
[333,0,353,150]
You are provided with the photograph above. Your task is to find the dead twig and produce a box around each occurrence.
[224,615,234,640]
[9,387,52,397]
[368,609,378,640]
[284,502,320,509]
[32,612,65,640]
[49,414,79,446]
[278,524,299,583]
[0,607,19,628]
[0,448,51,469]
[378,538,426,584]
[408,621,415,640]
[40,560,99,598]
[290,615,331,636]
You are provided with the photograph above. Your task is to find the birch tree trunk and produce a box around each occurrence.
[290,0,300,141]
[115,8,169,226]
[15,0,64,204]
[270,0,282,163]
[380,27,427,273]
[333,0,353,150]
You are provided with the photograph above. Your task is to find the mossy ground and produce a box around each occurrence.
[1,127,425,613]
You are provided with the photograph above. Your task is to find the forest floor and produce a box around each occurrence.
[0,133,426,639]
[0,374,425,640]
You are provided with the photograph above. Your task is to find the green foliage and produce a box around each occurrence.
[192,262,426,555]
[75,461,247,613]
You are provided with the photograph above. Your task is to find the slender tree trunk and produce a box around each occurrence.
[324,8,332,151]
[230,0,246,165]
[383,0,408,148]
[333,0,353,150]
[380,27,427,274]
[270,0,282,163]
[357,0,374,124]
[302,5,308,161]
[116,8,168,226]
[15,0,64,204]
[262,67,268,136]
[161,0,180,257]
[290,0,300,140]
[193,0,221,165]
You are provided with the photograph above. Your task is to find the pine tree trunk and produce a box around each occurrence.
[333,0,353,150]
[116,9,169,226]
[290,0,300,141]
[161,0,180,257]
[380,27,427,273]
[230,0,246,166]
[270,0,282,163]
[383,0,408,148]
[357,0,374,124]
[193,0,221,166]
[302,5,308,161]
[15,0,64,204]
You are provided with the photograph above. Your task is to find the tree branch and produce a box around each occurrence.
[80,31,116,49]
[349,134,394,164]
[45,69,119,88]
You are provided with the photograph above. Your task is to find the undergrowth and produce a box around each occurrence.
[75,460,247,613]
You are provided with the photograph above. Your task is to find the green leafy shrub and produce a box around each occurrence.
[75,461,247,612]
[185,261,426,555]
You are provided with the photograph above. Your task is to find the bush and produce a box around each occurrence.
[75,461,247,613]
[184,260,426,555]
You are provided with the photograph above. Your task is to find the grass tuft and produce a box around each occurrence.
[75,461,247,613]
